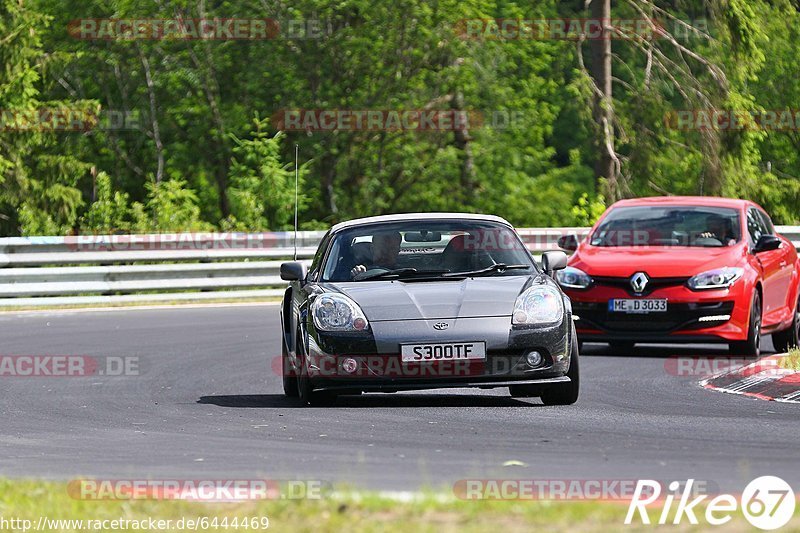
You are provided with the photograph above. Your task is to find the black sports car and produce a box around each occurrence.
[279,213,579,405]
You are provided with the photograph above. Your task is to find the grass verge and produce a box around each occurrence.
[0,479,794,532]
[779,347,800,370]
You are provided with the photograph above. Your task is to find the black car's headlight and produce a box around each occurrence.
[556,266,592,289]
[312,293,369,332]
[513,286,564,326]
[687,267,743,291]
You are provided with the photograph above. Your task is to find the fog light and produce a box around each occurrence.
[341,357,358,374]
[525,351,543,367]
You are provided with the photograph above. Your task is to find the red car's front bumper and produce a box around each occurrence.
[564,280,750,344]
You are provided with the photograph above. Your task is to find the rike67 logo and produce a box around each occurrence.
[625,476,795,530]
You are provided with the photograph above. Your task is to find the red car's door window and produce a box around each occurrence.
[759,209,794,321]
[749,208,787,321]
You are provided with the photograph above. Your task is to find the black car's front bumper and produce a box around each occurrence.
[304,315,574,392]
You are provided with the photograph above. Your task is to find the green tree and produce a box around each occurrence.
[225,119,307,231]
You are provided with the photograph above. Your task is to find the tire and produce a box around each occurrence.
[540,328,580,406]
[282,337,299,398]
[730,291,762,357]
[508,383,543,398]
[296,334,338,407]
[772,294,800,353]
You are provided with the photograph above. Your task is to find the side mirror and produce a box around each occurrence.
[280,261,308,281]
[754,235,781,254]
[556,234,579,252]
[541,251,568,276]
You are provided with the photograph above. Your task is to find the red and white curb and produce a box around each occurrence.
[701,354,800,403]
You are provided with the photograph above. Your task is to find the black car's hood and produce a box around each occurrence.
[320,276,536,321]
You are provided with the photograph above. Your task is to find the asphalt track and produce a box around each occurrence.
[0,304,798,493]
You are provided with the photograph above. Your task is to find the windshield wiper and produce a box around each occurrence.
[442,263,530,278]
[355,268,450,281]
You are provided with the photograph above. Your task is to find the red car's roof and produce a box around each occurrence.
[610,196,751,209]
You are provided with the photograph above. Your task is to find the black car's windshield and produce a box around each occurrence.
[591,206,742,247]
[320,220,536,282]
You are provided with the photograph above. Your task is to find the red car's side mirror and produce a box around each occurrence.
[557,234,579,252]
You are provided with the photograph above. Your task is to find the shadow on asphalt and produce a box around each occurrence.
[198,393,541,408]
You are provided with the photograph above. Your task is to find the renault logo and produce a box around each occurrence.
[433,322,450,331]
[630,272,649,293]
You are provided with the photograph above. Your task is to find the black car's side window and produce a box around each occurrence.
[308,233,330,282]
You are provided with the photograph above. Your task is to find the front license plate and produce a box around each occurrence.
[401,342,486,362]
[609,299,668,313]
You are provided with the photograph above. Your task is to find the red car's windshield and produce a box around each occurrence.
[591,206,742,247]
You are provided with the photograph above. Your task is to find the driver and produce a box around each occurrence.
[699,215,735,246]
[350,231,402,279]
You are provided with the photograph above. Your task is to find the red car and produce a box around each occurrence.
[556,197,800,356]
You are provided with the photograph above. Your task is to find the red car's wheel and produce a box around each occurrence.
[730,292,762,357]
[772,294,800,353]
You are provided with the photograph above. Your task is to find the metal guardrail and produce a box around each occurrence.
[0,227,798,307]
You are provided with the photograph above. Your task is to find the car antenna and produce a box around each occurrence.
[294,143,299,261]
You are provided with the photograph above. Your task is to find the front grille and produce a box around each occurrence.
[592,276,690,297]
[573,301,734,333]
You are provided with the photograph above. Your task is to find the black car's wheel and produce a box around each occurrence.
[282,336,299,398]
[510,328,581,402]
[296,334,338,406]
[609,341,635,351]
[540,332,580,406]
[772,294,800,353]
[730,291,762,357]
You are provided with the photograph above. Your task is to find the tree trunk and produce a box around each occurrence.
[451,91,475,203]
[589,0,619,200]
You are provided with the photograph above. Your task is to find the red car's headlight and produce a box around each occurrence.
[556,266,592,289]
[687,267,743,291]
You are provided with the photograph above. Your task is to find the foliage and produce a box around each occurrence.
[224,120,308,231]
[0,0,798,236]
